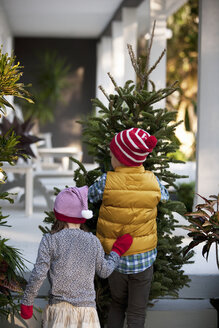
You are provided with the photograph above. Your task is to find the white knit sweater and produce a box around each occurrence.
[22,228,120,307]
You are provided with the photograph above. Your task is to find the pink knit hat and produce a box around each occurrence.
[54,186,93,224]
[110,128,157,166]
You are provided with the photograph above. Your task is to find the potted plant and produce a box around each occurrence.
[20,50,71,126]
[0,46,33,318]
[183,193,219,267]
[183,193,219,326]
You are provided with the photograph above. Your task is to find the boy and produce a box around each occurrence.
[88,127,169,328]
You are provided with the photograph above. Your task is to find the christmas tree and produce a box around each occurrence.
[41,23,193,327]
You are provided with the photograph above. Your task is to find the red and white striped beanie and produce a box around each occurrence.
[110,128,157,166]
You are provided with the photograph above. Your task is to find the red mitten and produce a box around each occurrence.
[20,304,33,320]
[112,234,133,256]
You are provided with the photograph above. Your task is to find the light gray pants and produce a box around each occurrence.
[107,266,153,328]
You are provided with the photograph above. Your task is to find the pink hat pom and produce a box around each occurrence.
[146,135,157,150]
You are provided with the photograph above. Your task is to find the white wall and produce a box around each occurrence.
[0,3,13,54]
[196,0,219,198]
[0,2,14,119]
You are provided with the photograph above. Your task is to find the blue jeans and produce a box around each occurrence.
[107,266,153,328]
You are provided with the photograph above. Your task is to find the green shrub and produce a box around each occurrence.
[176,181,195,212]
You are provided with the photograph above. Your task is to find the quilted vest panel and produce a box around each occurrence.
[97,166,161,256]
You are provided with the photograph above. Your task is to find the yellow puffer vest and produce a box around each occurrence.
[97,165,161,256]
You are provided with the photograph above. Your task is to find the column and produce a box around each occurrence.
[25,166,33,216]
[0,2,12,54]
[112,21,125,87]
[122,7,138,83]
[96,37,113,108]
[149,17,168,109]
[196,0,219,198]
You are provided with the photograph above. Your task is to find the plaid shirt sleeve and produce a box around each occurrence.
[88,173,107,203]
[156,176,169,202]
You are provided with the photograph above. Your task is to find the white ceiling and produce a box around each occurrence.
[1,0,124,38]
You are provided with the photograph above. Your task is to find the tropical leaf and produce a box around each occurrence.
[0,116,42,162]
[186,211,210,219]
[183,240,203,257]
[0,47,33,114]
[202,241,214,262]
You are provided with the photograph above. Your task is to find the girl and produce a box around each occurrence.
[20,186,132,328]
